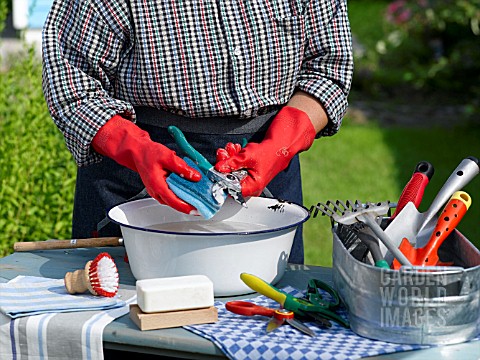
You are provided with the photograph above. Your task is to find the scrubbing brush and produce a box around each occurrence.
[64,252,119,297]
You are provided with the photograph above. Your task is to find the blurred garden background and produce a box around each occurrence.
[1,0,479,265]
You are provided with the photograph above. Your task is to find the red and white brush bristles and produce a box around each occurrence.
[64,252,120,297]
[87,252,120,297]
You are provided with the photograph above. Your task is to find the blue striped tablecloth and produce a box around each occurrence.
[0,276,136,360]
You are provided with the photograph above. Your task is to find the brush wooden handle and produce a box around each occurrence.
[64,261,96,295]
[13,237,122,252]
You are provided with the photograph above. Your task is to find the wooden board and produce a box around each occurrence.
[129,304,218,331]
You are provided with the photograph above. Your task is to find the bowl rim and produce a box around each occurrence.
[107,197,311,237]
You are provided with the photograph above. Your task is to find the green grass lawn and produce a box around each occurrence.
[301,119,398,266]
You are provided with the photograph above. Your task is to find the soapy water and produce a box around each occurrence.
[145,220,270,234]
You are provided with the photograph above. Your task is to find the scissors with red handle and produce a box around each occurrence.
[225,301,315,337]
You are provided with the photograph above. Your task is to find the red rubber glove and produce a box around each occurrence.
[214,106,316,197]
[92,115,202,214]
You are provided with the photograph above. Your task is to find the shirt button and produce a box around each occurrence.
[233,47,241,56]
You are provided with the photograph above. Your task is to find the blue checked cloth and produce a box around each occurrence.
[0,276,126,318]
[185,286,479,360]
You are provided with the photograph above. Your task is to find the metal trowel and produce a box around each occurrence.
[382,156,479,262]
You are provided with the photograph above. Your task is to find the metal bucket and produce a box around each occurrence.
[332,227,480,345]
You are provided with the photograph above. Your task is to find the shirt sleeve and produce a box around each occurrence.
[42,0,135,166]
[297,0,354,136]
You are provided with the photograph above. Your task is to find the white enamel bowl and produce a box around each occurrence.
[108,196,309,296]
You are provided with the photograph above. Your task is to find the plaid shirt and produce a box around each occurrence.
[42,0,353,166]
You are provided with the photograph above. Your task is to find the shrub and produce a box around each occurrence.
[378,0,480,101]
[0,46,76,257]
[0,0,8,34]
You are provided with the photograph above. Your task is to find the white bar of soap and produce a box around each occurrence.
[136,275,214,313]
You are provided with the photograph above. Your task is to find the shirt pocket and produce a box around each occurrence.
[249,14,306,104]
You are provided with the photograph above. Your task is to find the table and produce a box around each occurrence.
[0,247,478,359]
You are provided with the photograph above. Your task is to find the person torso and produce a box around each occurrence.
[115,0,307,118]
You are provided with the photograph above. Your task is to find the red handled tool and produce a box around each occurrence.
[390,161,434,220]
[225,301,315,337]
[392,191,471,269]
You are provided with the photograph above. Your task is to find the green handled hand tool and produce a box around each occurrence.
[168,126,248,207]
[240,273,349,328]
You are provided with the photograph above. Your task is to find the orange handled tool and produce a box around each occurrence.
[226,301,276,317]
[225,301,315,337]
[392,191,472,269]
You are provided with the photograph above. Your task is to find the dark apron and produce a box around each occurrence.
[73,108,305,264]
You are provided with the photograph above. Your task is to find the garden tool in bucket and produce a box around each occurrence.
[383,156,479,261]
[310,200,412,266]
[325,221,388,268]
[357,227,390,269]
[389,160,434,220]
[391,191,472,269]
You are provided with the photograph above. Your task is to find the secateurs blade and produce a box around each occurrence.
[225,301,316,337]
[168,126,248,207]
